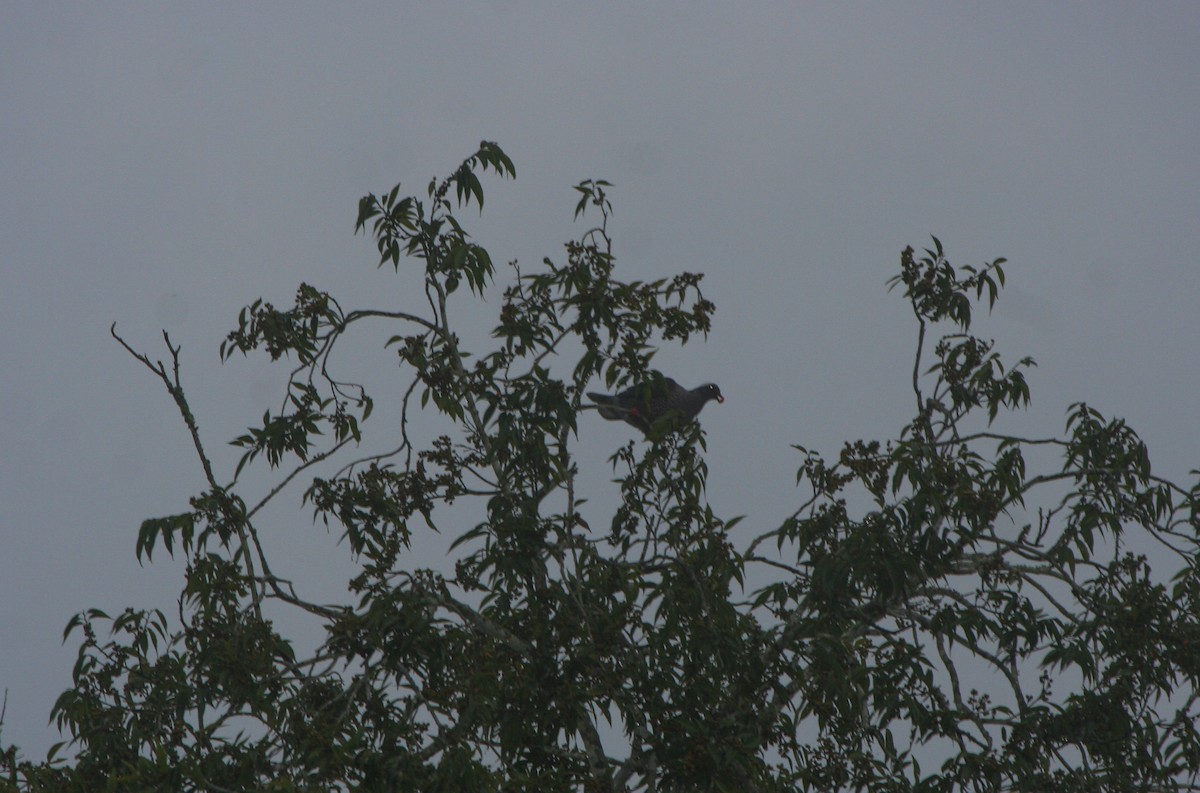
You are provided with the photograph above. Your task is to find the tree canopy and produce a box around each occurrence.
[4,142,1200,792]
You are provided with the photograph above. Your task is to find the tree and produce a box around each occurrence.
[3,142,1200,792]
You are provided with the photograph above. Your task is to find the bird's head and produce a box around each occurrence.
[700,383,724,404]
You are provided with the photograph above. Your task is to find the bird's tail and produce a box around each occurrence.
[586,392,624,421]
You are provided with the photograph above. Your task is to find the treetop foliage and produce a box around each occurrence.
[3,142,1199,792]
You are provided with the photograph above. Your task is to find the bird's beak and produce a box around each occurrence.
[717,395,725,404]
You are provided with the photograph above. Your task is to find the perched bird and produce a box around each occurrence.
[587,378,724,435]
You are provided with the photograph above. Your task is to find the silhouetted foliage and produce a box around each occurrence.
[4,143,1199,792]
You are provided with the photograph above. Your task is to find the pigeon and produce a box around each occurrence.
[587,378,724,435]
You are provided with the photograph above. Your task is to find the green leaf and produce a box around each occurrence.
[136,513,196,562]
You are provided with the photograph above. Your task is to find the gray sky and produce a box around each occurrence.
[3,3,1199,759]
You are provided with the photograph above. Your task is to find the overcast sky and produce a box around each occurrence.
[3,3,1199,759]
